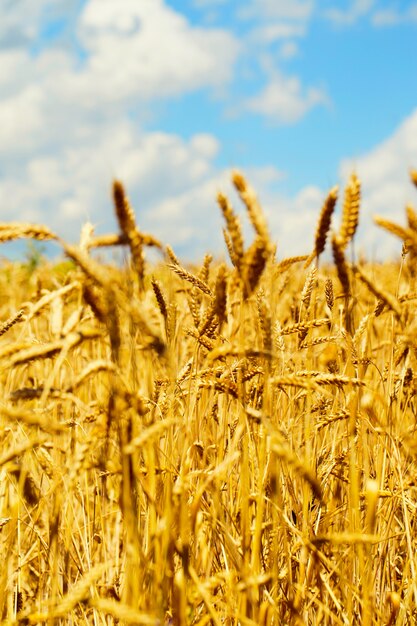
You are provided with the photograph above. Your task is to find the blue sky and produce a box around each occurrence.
[0,0,416,261]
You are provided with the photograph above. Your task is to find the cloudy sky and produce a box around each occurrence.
[1,0,416,261]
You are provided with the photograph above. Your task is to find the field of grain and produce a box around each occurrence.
[1,171,417,625]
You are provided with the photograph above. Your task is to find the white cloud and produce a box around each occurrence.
[0,0,240,122]
[269,186,324,255]
[235,1,318,125]
[325,0,375,25]
[0,49,28,91]
[0,0,59,46]
[0,119,225,253]
[340,110,417,191]
[149,177,226,251]
[0,0,326,260]
[0,86,46,152]
[279,41,299,58]
[249,22,306,44]
[371,4,417,26]
[0,0,240,156]
[71,0,240,104]
[244,71,328,124]
[0,0,79,52]
[239,0,314,22]
[0,0,239,255]
[371,8,401,26]
[213,109,417,261]
[0,104,300,261]
[338,108,417,256]
[193,0,228,6]
[1,0,415,266]
[147,163,291,257]
[2,98,415,263]
[251,106,417,260]
[237,0,312,53]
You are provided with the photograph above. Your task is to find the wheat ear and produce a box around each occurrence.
[168,264,212,296]
[243,236,268,298]
[166,244,180,265]
[0,309,25,337]
[325,278,334,310]
[306,185,338,268]
[339,173,361,249]
[374,216,417,254]
[277,255,309,272]
[113,180,145,283]
[217,192,244,271]
[151,278,168,321]
[300,266,317,313]
[406,205,417,233]
[280,318,329,336]
[0,223,57,242]
[232,170,270,244]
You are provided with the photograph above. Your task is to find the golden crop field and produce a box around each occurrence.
[1,170,417,625]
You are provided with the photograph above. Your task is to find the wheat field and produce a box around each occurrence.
[1,171,417,625]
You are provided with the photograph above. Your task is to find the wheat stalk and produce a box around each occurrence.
[214,263,227,328]
[0,167,416,624]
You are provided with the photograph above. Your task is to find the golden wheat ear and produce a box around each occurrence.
[168,263,212,297]
[0,223,57,242]
[112,180,145,284]
[339,173,361,250]
[277,255,309,273]
[151,278,168,321]
[242,235,269,298]
[0,309,25,337]
[166,243,180,265]
[374,215,417,254]
[325,277,334,310]
[232,170,270,244]
[406,204,417,233]
[113,180,136,233]
[217,191,244,272]
[305,185,338,268]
